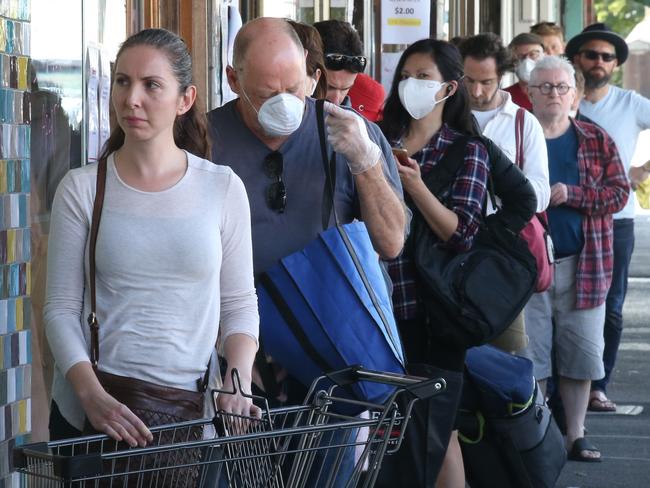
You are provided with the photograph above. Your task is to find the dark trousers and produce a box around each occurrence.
[376,316,465,488]
[49,401,82,441]
[592,218,635,394]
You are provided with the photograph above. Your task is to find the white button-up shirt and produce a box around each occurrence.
[474,91,550,213]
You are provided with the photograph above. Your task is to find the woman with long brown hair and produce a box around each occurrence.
[45,28,259,445]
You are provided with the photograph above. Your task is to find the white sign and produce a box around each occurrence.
[381,52,403,95]
[381,0,431,45]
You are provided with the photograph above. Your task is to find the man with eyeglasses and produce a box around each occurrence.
[567,23,650,414]
[313,20,367,106]
[525,55,629,463]
[505,33,546,111]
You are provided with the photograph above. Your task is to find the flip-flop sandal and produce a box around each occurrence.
[588,392,617,412]
[567,437,602,463]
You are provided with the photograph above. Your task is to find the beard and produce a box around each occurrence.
[471,87,500,110]
[584,67,611,89]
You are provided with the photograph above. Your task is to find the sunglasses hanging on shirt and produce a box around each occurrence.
[264,151,287,213]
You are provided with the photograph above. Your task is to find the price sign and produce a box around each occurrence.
[381,0,431,45]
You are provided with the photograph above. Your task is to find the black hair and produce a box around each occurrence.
[99,28,211,161]
[313,20,363,56]
[459,33,516,77]
[379,38,478,141]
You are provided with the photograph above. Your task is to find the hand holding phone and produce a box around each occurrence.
[391,147,410,166]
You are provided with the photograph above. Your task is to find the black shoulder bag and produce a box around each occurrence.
[412,136,538,348]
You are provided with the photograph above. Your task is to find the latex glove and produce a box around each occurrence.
[324,101,381,175]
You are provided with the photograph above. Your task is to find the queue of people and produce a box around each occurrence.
[41,13,649,488]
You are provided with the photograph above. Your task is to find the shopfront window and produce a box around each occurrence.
[29,0,125,441]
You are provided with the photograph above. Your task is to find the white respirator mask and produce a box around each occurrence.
[243,90,304,137]
[398,77,450,120]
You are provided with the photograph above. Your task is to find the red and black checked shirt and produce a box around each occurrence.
[388,124,489,321]
[566,119,630,309]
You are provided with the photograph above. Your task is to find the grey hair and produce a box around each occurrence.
[530,55,576,86]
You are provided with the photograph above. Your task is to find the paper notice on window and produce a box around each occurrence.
[381,0,431,45]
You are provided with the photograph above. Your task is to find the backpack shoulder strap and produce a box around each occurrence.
[421,135,498,210]
[515,108,525,169]
[421,135,472,197]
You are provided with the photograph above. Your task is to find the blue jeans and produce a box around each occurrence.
[592,218,635,394]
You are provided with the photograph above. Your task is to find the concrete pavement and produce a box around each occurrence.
[556,215,650,488]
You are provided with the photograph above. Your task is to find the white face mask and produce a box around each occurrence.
[243,90,304,137]
[398,77,450,120]
[516,58,538,83]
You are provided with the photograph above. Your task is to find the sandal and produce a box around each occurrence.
[567,437,602,463]
[588,391,617,412]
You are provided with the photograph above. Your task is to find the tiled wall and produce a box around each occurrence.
[0,0,31,486]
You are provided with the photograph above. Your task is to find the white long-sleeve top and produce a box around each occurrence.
[44,151,259,429]
[473,90,550,213]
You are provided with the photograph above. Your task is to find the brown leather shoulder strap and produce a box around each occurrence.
[88,158,108,368]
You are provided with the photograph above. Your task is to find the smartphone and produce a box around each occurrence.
[391,147,410,165]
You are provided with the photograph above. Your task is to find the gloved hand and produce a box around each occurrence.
[323,101,381,175]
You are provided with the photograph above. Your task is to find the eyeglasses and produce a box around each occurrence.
[579,49,617,63]
[529,82,573,95]
[517,49,544,61]
[264,151,287,213]
[325,53,367,73]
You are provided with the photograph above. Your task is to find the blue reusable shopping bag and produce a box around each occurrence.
[256,100,405,410]
[465,345,536,417]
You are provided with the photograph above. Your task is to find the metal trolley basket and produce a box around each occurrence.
[14,367,445,487]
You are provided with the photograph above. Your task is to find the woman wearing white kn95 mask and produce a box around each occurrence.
[378,38,491,488]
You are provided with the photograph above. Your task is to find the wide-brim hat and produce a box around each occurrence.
[566,22,629,65]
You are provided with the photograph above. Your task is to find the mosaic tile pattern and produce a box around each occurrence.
[0,2,30,484]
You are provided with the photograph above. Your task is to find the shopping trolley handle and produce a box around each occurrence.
[325,366,446,400]
[210,368,271,417]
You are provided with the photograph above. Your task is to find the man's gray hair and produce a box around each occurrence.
[530,55,576,86]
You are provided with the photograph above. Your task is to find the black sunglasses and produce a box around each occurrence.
[579,49,617,63]
[264,151,287,213]
[325,53,367,73]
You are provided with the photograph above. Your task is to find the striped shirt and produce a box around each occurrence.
[388,124,489,321]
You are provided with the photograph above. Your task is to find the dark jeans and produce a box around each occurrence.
[592,218,635,394]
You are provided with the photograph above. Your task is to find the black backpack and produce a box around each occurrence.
[412,135,538,347]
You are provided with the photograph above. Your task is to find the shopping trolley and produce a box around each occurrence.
[14,366,446,487]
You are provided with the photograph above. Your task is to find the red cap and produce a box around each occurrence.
[347,73,385,122]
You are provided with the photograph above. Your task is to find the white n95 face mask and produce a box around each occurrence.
[516,58,537,83]
[398,77,449,120]
[243,90,305,137]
